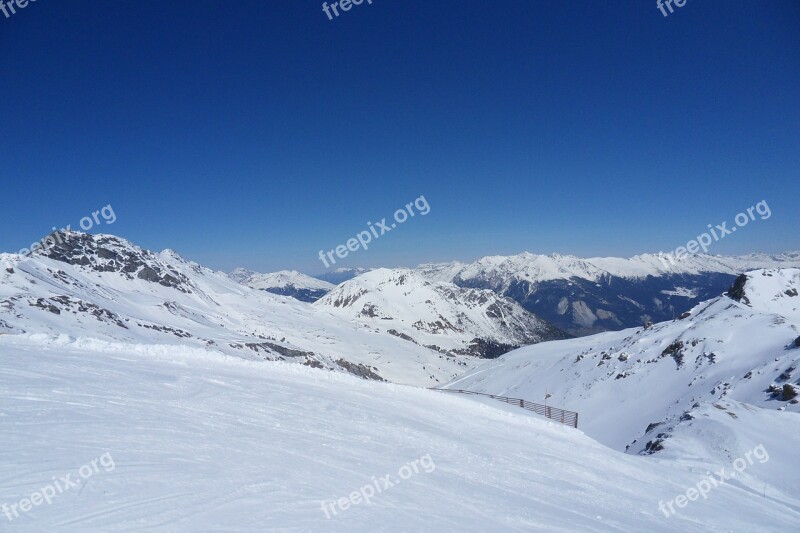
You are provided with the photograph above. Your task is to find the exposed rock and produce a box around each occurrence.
[387,329,417,343]
[643,438,666,454]
[782,384,798,401]
[777,366,795,382]
[34,231,192,292]
[453,338,518,359]
[726,274,749,304]
[645,421,663,433]
[138,323,189,337]
[335,359,384,381]
[661,340,685,368]
[303,358,324,369]
[29,298,61,315]
[245,342,314,359]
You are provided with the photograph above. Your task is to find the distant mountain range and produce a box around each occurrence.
[2,232,581,386]
[6,232,800,516]
[445,268,800,463]
[315,268,568,358]
[315,267,372,285]
[417,252,800,335]
[230,268,334,302]
[0,232,486,386]
[5,232,798,387]
[236,251,800,336]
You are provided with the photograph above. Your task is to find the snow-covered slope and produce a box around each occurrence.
[2,337,798,531]
[445,269,800,463]
[420,252,800,335]
[315,268,568,359]
[230,268,334,302]
[0,231,476,385]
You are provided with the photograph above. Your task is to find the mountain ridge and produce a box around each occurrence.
[315,267,569,359]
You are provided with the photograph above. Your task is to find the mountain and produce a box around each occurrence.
[315,268,569,359]
[4,237,800,529]
[230,268,334,302]
[2,336,797,530]
[444,268,800,468]
[419,251,800,336]
[315,267,372,285]
[0,231,478,386]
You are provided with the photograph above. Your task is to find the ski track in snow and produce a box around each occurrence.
[2,338,799,531]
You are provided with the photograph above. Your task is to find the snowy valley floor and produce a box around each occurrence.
[1,338,799,531]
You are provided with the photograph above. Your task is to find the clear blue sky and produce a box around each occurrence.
[1,0,798,273]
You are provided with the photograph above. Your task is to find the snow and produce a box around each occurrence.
[1,337,798,531]
[315,268,564,354]
[2,232,800,530]
[420,251,800,287]
[230,269,335,291]
[445,268,800,457]
[0,236,474,386]
[660,287,698,298]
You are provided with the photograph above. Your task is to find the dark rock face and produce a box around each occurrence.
[454,338,518,359]
[227,341,314,359]
[325,288,368,309]
[782,384,798,401]
[387,329,417,343]
[137,266,161,283]
[795,336,800,348]
[34,232,192,292]
[660,340,686,368]
[455,272,739,337]
[661,340,684,357]
[335,359,384,381]
[643,438,666,455]
[30,298,61,315]
[726,274,749,303]
[29,295,130,328]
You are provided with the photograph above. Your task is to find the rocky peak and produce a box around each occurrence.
[33,231,193,292]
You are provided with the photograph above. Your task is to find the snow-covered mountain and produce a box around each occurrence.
[420,251,800,335]
[315,268,568,359]
[4,236,800,529]
[230,268,334,302]
[445,268,800,467]
[0,231,478,385]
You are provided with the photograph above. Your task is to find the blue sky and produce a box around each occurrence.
[1,0,798,274]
